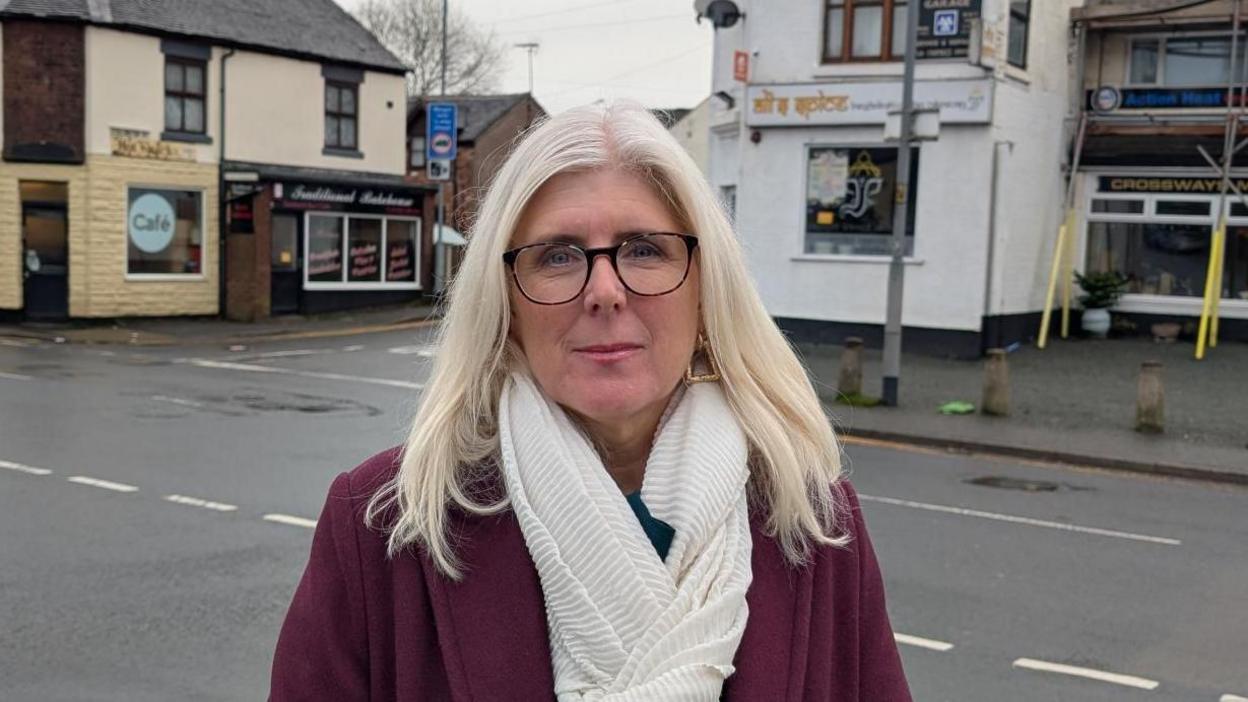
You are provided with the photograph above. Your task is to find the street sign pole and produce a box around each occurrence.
[426,103,457,295]
[882,0,920,407]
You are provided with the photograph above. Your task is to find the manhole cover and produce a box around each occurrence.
[964,476,1059,492]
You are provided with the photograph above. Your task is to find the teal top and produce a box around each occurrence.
[625,491,675,562]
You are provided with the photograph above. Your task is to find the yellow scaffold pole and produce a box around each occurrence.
[1038,210,1071,350]
[1196,223,1225,360]
[1210,225,1226,348]
[1039,112,1087,349]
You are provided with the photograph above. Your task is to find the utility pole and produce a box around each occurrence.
[515,42,539,94]
[882,0,920,406]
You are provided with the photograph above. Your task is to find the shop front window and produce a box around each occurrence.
[1086,221,1209,297]
[804,146,917,256]
[127,188,202,276]
[304,213,420,288]
[347,217,382,282]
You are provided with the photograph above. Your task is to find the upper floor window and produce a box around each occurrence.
[165,58,206,134]
[1129,34,1246,86]
[325,81,358,151]
[1007,1,1030,68]
[410,135,426,169]
[823,0,909,63]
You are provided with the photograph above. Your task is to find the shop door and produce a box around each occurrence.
[270,214,301,314]
[22,204,69,320]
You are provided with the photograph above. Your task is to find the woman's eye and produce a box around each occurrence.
[626,242,662,259]
[540,248,577,267]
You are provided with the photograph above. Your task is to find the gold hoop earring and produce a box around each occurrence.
[684,333,722,385]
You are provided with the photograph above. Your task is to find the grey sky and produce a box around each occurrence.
[334,0,714,114]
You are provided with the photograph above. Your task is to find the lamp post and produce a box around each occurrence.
[882,0,920,407]
[515,42,539,94]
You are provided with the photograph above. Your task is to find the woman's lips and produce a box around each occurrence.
[573,343,643,363]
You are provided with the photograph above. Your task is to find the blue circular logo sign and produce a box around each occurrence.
[129,193,176,253]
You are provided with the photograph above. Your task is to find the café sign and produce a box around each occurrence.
[747,79,992,127]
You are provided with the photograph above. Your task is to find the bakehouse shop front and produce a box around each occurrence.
[225,172,435,318]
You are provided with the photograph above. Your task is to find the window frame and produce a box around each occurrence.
[163,57,208,136]
[124,185,207,280]
[324,81,360,154]
[800,143,919,258]
[821,0,908,64]
[1125,31,1248,88]
[1007,0,1030,69]
[302,212,422,291]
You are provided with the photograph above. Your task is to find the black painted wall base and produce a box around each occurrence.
[777,309,1247,360]
[299,290,424,316]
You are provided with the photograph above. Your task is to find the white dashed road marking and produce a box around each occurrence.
[387,344,436,357]
[0,371,34,381]
[0,459,52,475]
[1221,695,1248,702]
[263,513,318,529]
[66,476,139,493]
[1012,658,1159,691]
[893,633,954,652]
[340,345,365,352]
[187,358,423,390]
[858,493,1182,546]
[164,494,238,512]
[150,395,206,409]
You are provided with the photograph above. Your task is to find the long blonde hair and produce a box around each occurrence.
[366,101,847,578]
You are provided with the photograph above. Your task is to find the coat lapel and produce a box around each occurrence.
[722,511,813,700]
[422,508,556,702]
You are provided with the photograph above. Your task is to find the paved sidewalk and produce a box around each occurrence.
[799,337,1248,485]
[0,302,440,347]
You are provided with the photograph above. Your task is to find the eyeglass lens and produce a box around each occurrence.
[512,233,690,304]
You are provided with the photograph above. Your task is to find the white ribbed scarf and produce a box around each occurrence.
[498,372,753,701]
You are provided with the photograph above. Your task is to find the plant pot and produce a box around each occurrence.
[1081,308,1111,338]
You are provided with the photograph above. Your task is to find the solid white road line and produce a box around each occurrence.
[857,493,1182,546]
[0,459,52,476]
[188,358,423,390]
[893,633,954,652]
[263,513,318,529]
[164,494,238,512]
[0,371,34,381]
[1012,658,1159,691]
[0,339,33,347]
[66,476,138,493]
[1221,695,1248,702]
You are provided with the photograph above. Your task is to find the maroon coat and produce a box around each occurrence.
[271,448,912,701]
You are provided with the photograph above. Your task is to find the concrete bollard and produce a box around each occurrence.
[1136,360,1164,434]
[981,348,1010,417]
[838,337,864,398]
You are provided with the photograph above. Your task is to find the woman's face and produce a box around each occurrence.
[507,168,700,429]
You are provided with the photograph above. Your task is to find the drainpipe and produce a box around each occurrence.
[983,140,1013,351]
[218,48,236,318]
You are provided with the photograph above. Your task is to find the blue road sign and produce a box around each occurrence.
[934,9,959,37]
[426,103,458,162]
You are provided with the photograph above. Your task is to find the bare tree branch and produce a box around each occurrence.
[354,0,506,96]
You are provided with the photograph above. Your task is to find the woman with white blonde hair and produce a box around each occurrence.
[271,100,911,701]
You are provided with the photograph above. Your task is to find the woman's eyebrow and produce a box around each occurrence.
[535,230,653,246]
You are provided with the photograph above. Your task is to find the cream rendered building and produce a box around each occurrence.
[0,0,417,321]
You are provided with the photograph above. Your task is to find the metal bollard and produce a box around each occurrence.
[981,348,1010,417]
[838,337,864,398]
[1136,360,1164,434]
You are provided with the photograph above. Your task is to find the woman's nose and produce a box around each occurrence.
[582,255,627,311]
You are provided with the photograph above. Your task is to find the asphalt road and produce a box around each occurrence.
[1,329,1245,701]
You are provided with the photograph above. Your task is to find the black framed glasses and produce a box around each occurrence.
[503,232,698,305]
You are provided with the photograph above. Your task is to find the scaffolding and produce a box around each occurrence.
[1039,0,1248,356]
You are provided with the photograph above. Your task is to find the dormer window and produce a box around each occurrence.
[822,0,908,63]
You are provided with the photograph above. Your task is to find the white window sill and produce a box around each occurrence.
[303,282,422,291]
[791,254,924,265]
[124,273,207,281]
